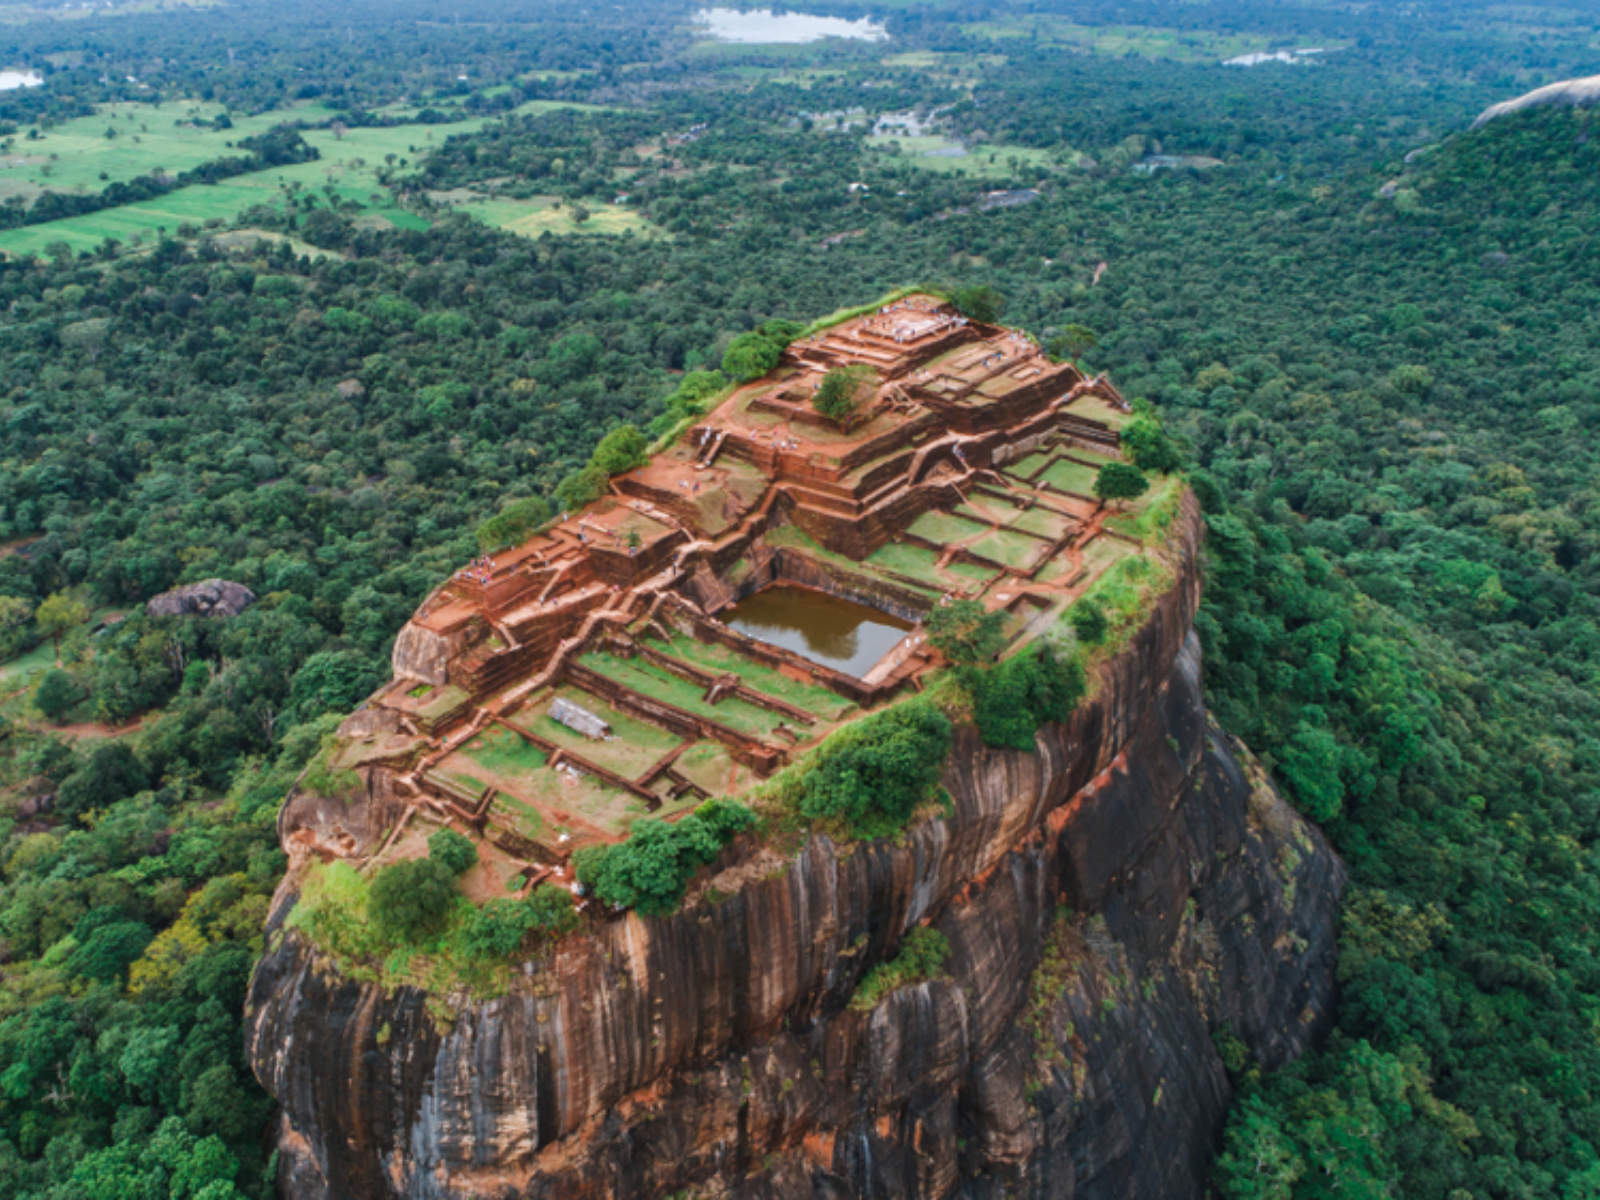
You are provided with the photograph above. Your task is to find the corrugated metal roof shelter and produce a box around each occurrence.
[550,697,612,740]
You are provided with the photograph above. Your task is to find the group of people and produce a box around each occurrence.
[455,555,496,587]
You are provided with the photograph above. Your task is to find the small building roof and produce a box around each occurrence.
[550,697,611,740]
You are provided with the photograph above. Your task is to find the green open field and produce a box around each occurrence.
[445,195,660,239]
[866,540,996,591]
[0,640,53,690]
[0,99,614,258]
[0,101,341,201]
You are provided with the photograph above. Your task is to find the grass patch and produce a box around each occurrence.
[1008,451,1054,480]
[1009,506,1075,541]
[674,741,757,797]
[452,195,661,239]
[651,632,854,721]
[867,540,941,578]
[578,651,784,740]
[969,528,1049,570]
[866,135,1066,179]
[1040,459,1100,497]
[522,686,682,776]
[907,510,988,546]
[850,927,951,1011]
[461,723,549,777]
[1104,475,1184,544]
[0,113,510,258]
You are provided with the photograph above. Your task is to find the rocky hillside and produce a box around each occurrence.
[244,498,1345,1199]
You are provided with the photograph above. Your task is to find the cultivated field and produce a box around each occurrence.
[0,98,614,258]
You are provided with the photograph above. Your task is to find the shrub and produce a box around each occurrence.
[798,700,952,837]
[368,856,458,945]
[428,829,478,875]
[951,284,1005,323]
[590,424,650,475]
[1120,415,1183,473]
[850,926,951,1011]
[34,668,82,723]
[926,599,1006,665]
[475,495,551,553]
[456,886,578,960]
[554,463,609,512]
[574,800,754,915]
[972,641,1086,751]
[721,331,782,382]
[1066,600,1108,645]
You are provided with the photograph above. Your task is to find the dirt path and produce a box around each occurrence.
[24,716,145,740]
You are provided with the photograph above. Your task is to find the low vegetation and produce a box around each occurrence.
[572,799,756,916]
[849,926,952,1011]
[795,700,953,839]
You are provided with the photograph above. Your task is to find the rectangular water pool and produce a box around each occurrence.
[724,585,912,678]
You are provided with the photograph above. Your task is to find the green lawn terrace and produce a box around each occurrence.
[303,292,1157,889]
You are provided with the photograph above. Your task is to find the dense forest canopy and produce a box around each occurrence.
[1,0,1600,1196]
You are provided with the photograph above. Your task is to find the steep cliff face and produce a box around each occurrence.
[246,501,1345,1199]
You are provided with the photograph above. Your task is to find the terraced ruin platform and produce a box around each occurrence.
[301,293,1147,896]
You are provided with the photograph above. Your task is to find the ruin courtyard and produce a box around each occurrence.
[303,294,1167,902]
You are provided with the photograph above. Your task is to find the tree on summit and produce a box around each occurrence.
[1093,462,1149,510]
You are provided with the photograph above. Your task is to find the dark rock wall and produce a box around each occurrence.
[246,497,1346,1199]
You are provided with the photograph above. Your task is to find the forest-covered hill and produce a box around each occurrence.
[1,1,1599,1196]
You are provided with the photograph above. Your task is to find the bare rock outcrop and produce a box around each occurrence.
[1472,73,1600,128]
[145,578,257,619]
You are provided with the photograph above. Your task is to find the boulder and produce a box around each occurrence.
[146,578,257,619]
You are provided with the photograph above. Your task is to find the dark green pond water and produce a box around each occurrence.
[725,585,912,678]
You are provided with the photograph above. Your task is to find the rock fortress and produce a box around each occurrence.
[248,291,1346,1200]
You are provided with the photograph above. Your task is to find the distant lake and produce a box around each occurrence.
[695,8,888,44]
[0,71,42,91]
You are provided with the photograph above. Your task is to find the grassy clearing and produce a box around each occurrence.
[652,631,855,721]
[970,528,1048,571]
[675,741,757,797]
[1008,452,1054,480]
[1081,534,1137,578]
[1010,506,1075,541]
[461,723,549,779]
[957,18,1317,61]
[908,510,988,546]
[579,649,784,740]
[867,540,940,578]
[443,194,661,239]
[522,686,682,777]
[0,640,53,689]
[0,101,342,201]
[1105,475,1184,543]
[866,135,1067,178]
[958,494,1024,524]
[0,106,612,258]
[1041,459,1100,497]
[1065,394,1134,430]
